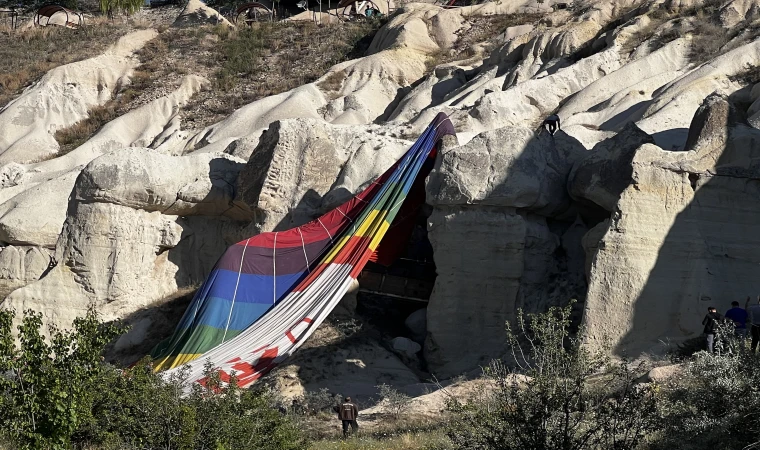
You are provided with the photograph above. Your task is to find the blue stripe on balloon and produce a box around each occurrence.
[178,297,274,331]
[203,268,306,305]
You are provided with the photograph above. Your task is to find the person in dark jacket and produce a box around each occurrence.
[702,306,723,353]
[725,300,748,338]
[333,397,359,438]
[746,296,760,352]
[543,114,561,135]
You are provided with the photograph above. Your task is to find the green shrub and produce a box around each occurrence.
[376,383,412,420]
[0,308,123,450]
[0,308,305,450]
[78,361,305,450]
[653,329,760,450]
[99,0,143,16]
[445,302,659,450]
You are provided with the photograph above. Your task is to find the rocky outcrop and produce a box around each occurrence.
[424,131,588,377]
[583,94,760,356]
[568,122,654,211]
[235,119,410,232]
[5,0,760,387]
[0,30,158,163]
[0,77,206,297]
[173,0,232,27]
[2,149,247,329]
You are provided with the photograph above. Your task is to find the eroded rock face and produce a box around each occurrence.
[424,132,588,377]
[568,122,654,212]
[5,0,760,385]
[427,129,584,216]
[583,94,760,356]
[2,149,247,329]
[173,0,232,27]
[0,30,159,163]
[235,119,410,233]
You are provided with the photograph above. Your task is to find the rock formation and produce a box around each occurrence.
[173,0,232,28]
[583,93,760,356]
[3,0,760,386]
[0,30,159,163]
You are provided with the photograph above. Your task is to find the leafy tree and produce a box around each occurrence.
[0,308,123,449]
[445,302,659,450]
[0,308,305,450]
[99,0,143,17]
[77,359,305,450]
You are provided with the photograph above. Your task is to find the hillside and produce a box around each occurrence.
[2,0,760,444]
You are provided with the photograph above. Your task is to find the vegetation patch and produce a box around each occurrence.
[622,1,760,64]
[309,429,453,450]
[26,18,383,155]
[181,20,383,129]
[53,69,153,155]
[445,301,659,450]
[0,307,305,450]
[425,13,542,72]
[0,22,130,110]
[4,298,760,450]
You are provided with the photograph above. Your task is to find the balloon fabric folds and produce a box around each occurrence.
[151,113,455,388]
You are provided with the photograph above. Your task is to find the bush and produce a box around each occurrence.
[79,361,306,450]
[376,384,412,420]
[445,302,659,450]
[294,388,340,416]
[0,308,305,450]
[99,0,143,16]
[0,308,123,450]
[653,329,760,450]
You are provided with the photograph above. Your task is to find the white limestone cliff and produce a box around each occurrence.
[3,0,760,381]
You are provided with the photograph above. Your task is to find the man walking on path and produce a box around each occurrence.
[725,300,748,338]
[334,396,359,438]
[702,306,723,353]
[746,296,760,352]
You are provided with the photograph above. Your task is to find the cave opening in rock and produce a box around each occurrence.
[352,203,436,367]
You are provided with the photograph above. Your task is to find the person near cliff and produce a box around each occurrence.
[702,306,723,353]
[746,296,760,352]
[725,300,748,338]
[333,396,359,438]
[543,114,561,135]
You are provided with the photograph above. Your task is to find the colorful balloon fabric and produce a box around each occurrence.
[152,112,455,388]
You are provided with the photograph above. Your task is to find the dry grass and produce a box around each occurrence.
[620,0,756,64]
[309,428,453,450]
[53,70,152,154]
[38,19,384,153]
[425,13,542,71]
[316,69,347,93]
[689,19,729,61]
[0,22,131,109]
[180,20,383,128]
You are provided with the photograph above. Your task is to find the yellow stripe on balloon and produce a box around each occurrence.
[322,235,352,263]
[354,209,388,238]
[367,219,392,251]
[154,353,204,371]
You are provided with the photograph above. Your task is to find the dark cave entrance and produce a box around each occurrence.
[357,204,436,305]
[352,204,436,368]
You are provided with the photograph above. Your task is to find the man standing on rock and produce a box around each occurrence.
[702,306,723,353]
[746,296,760,352]
[334,396,359,438]
[543,114,561,136]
